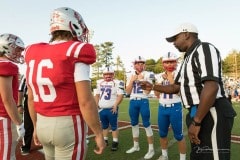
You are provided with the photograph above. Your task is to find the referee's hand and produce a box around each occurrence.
[188,123,201,144]
[139,81,153,91]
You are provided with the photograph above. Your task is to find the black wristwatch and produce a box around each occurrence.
[191,118,201,126]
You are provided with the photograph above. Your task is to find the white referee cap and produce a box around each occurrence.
[166,23,198,42]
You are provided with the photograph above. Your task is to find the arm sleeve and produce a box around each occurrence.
[74,62,91,82]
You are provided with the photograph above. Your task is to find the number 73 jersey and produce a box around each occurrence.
[24,41,96,116]
[95,79,124,108]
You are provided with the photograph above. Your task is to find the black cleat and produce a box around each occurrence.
[105,140,109,146]
[111,141,119,151]
[20,147,30,156]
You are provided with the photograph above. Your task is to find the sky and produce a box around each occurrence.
[1,0,240,73]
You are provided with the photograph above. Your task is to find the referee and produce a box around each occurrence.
[140,23,236,160]
[18,76,34,155]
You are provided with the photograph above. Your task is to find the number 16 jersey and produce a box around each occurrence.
[24,41,96,116]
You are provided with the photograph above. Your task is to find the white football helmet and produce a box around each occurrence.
[50,7,89,42]
[132,56,146,64]
[103,66,114,81]
[0,33,25,63]
[132,56,146,73]
[162,52,178,62]
[162,52,178,72]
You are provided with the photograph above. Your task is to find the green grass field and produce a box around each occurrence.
[86,98,240,160]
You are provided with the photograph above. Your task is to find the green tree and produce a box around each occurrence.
[222,50,240,78]
[91,45,102,79]
[145,59,156,72]
[154,58,164,74]
[91,42,117,89]
[99,42,114,66]
[114,55,125,80]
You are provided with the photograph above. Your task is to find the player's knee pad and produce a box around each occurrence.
[174,133,184,141]
[142,121,150,128]
[145,126,153,137]
[132,125,139,137]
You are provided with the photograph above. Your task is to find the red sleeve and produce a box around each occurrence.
[0,61,18,76]
[78,43,96,64]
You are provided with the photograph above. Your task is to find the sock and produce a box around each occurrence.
[162,149,168,157]
[134,141,139,148]
[180,153,186,160]
[113,138,118,142]
[148,144,154,151]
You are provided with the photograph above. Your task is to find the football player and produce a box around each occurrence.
[125,56,155,159]
[0,33,25,160]
[154,52,186,160]
[24,7,105,159]
[95,66,124,151]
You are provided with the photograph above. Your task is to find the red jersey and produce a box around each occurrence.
[24,41,96,116]
[0,60,19,118]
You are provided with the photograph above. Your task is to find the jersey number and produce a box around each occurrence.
[100,87,112,100]
[28,59,57,102]
[133,81,143,94]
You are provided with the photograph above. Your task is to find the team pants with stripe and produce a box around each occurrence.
[0,118,18,160]
[36,114,88,160]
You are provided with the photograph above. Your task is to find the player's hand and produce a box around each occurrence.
[111,106,118,114]
[94,134,106,154]
[17,106,23,114]
[130,75,138,82]
[33,129,42,146]
[139,81,153,91]
[137,74,144,80]
[188,123,201,144]
[16,123,25,141]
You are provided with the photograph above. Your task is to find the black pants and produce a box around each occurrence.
[22,96,34,150]
[186,98,236,160]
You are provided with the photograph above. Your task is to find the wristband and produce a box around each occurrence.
[191,118,201,126]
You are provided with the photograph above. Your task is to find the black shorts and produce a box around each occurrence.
[186,98,236,160]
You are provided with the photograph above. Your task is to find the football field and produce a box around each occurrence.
[86,98,240,160]
[15,98,240,160]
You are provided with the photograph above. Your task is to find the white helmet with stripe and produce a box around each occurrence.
[50,7,89,42]
[103,66,114,81]
[0,33,25,63]
[162,52,178,62]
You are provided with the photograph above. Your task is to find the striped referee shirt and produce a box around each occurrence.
[175,39,226,108]
[18,76,28,96]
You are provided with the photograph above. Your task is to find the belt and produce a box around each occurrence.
[160,103,175,107]
[130,97,147,100]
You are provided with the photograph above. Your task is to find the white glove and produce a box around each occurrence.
[16,123,25,141]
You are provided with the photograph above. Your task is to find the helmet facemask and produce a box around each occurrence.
[103,73,114,82]
[132,56,146,74]
[103,66,114,81]
[162,52,178,72]
[163,60,177,72]
[134,62,145,73]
